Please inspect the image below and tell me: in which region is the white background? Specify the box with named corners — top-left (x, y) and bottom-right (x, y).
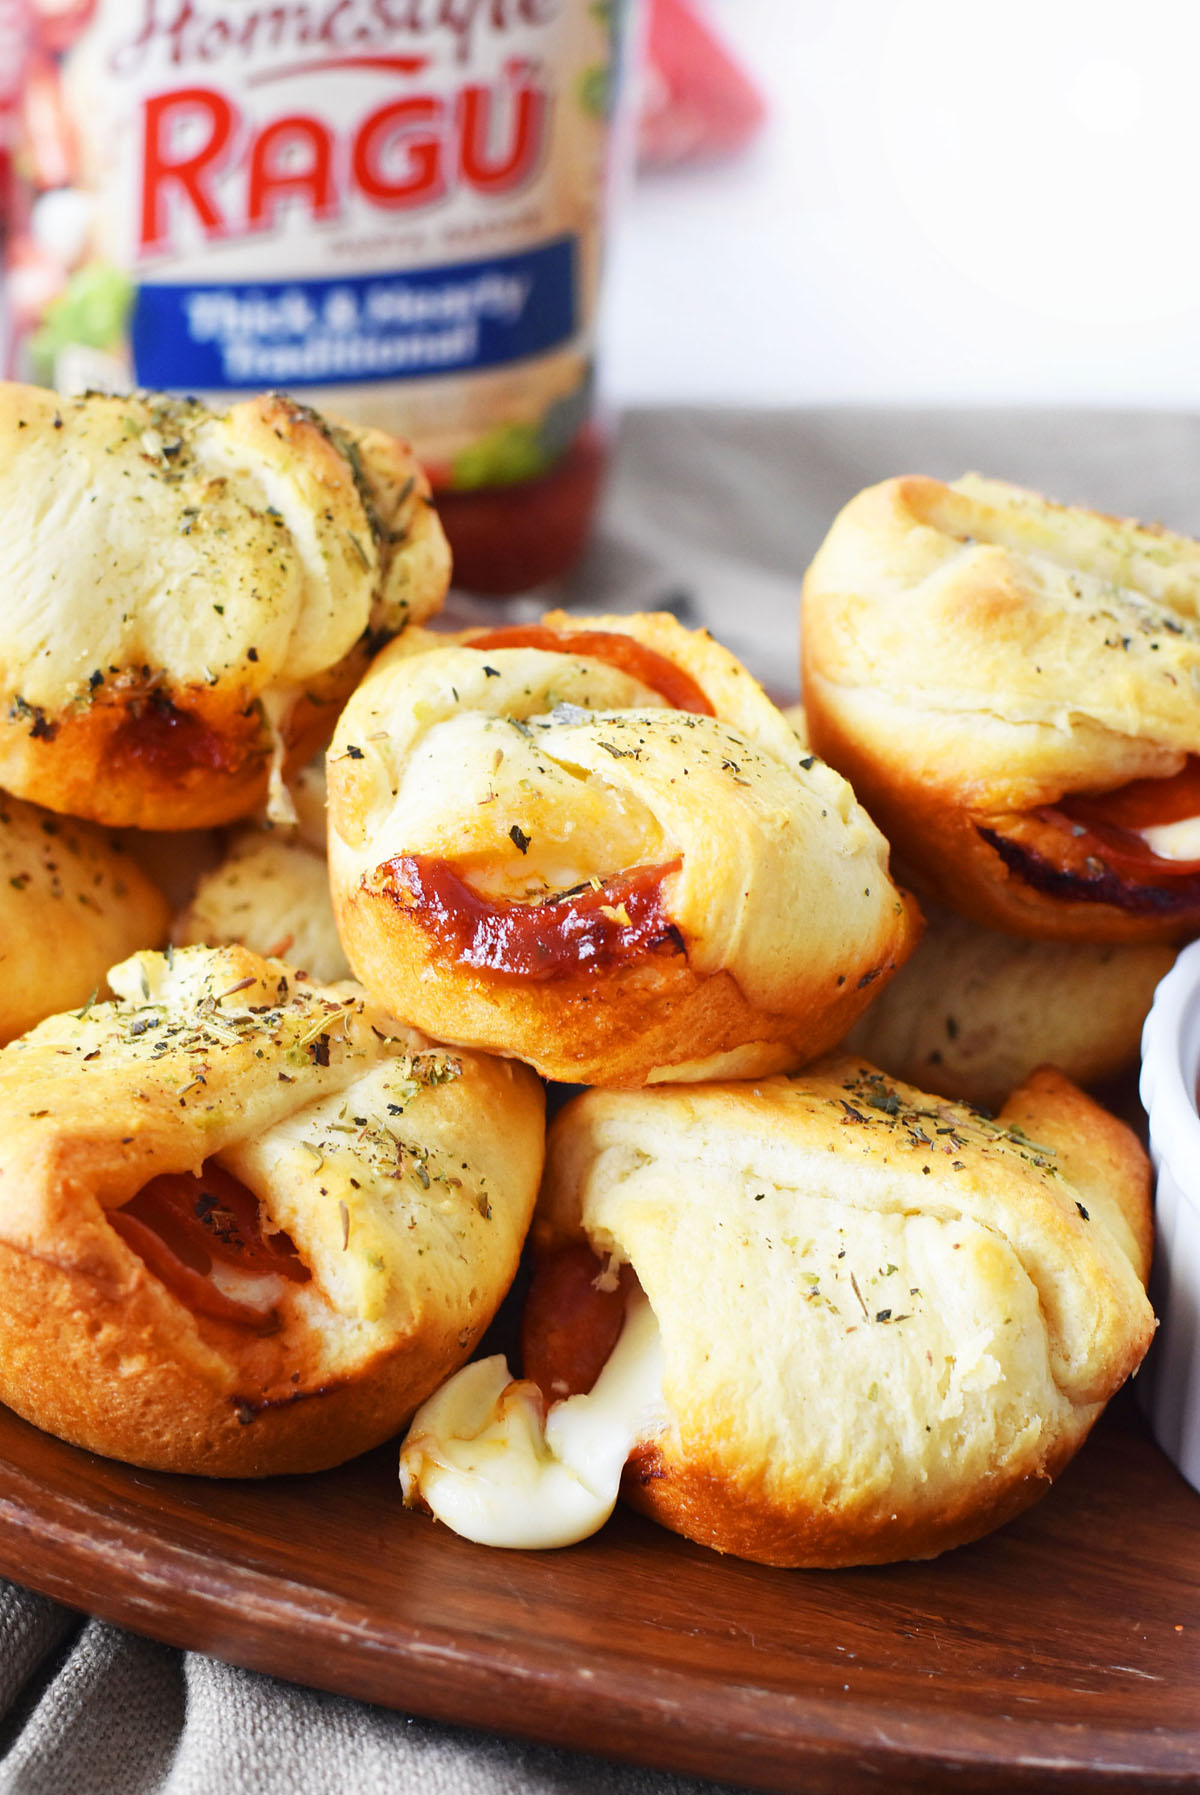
top-left (607, 0), bottom-right (1200, 407)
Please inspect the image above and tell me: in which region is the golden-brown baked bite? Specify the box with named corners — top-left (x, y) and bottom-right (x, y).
top-left (174, 762), bottom-right (348, 982)
top-left (0, 383), bottom-right (450, 830)
top-left (843, 899), bottom-right (1173, 1110)
top-left (326, 610), bottom-right (922, 1087)
top-left (0, 943), bottom-right (543, 1476)
top-left (802, 474), bottom-right (1200, 942)
top-left (0, 792), bottom-right (170, 1039)
top-left (522, 1060), bottom-right (1154, 1566)
top-left (175, 829), bottom-right (349, 984)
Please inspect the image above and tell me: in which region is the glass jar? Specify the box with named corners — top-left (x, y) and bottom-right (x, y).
top-left (4, 0), bottom-right (635, 593)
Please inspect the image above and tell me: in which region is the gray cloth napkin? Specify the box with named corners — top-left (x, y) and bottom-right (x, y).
top-left (2, 405), bottom-right (1195, 1793)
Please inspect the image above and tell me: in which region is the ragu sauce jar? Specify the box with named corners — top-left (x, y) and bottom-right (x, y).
top-left (4, 0), bottom-right (634, 593)
top-left (0, 2), bottom-right (28, 278)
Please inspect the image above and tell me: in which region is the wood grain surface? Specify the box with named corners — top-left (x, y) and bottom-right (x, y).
top-left (0, 1387), bottom-right (1196, 1794)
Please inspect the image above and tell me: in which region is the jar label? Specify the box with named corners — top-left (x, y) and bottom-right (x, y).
top-left (132, 236), bottom-right (579, 391)
top-left (7, 0), bottom-right (626, 489)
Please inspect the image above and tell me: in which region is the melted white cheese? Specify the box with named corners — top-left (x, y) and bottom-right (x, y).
top-left (207, 1261), bottom-right (287, 1311)
top-left (398, 1288), bottom-right (667, 1549)
top-left (1137, 814), bottom-right (1200, 862)
top-left (260, 686), bottom-right (301, 828)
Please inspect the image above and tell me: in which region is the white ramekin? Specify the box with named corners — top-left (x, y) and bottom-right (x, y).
top-left (1139, 937), bottom-right (1200, 1494)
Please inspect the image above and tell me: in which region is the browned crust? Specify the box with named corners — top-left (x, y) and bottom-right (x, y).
top-left (0, 680), bottom-right (268, 831)
top-left (0, 658), bottom-right (366, 832)
top-left (0, 385), bottom-right (447, 829)
top-left (619, 1425), bottom-right (1089, 1569)
top-left (532, 1064), bottom-right (1153, 1567)
top-left (0, 1228), bottom-right (503, 1478)
top-left (335, 870), bottom-right (917, 1087)
top-left (804, 696), bottom-right (1199, 945)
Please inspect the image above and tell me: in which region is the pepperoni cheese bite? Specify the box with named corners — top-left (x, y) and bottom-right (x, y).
top-left (802, 474), bottom-right (1200, 942)
top-left (0, 383), bottom-right (450, 830)
top-left (0, 944), bottom-right (543, 1476)
top-left (174, 826), bottom-right (350, 985)
top-left (0, 793), bottom-right (171, 1041)
top-left (327, 610), bottom-right (921, 1087)
top-left (175, 762), bottom-right (349, 984)
top-left (406, 1061), bottom-right (1153, 1566)
top-left (843, 899), bottom-right (1173, 1111)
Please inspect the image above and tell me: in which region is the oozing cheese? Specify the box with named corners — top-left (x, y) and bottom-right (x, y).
top-left (206, 1261), bottom-right (288, 1312)
top-left (260, 686), bottom-right (302, 828)
top-left (398, 1289), bottom-right (667, 1549)
top-left (1136, 815), bottom-right (1200, 862)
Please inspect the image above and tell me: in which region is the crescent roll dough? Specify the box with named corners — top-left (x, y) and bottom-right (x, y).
top-left (0, 794), bottom-right (171, 1040)
top-left (0, 383), bottom-right (449, 830)
top-left (326, 611), bottom-right (922, 1087)
top-left (802, 474), bottom-right (1200, 941)
top-left (531, 1060), bottom-right (1154, 1566)
top-left (175, 764), bottom-right (348, 983)
top-left (174, 830), bottom-right (349, 985)
top-left (0, 944), bottom-right (543, 1476)
top-left (843, 899), bottom-right (1172, 1110)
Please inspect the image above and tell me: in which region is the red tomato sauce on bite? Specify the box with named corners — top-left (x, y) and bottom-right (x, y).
top-left (1045, 755), bottom-right (1200, 880)
top-left (522, 1243), bottom-right (632, 1401)
top-left (111, 1161), bottom-right (309, 1328)
top-left (390, 855), bottom-right (685, 979)
top-left (109, 703), bottom-right (243, 782)
top-left (465, 626), bottom-right (716, 717)
top-left (390, 629), bottom-right (703, 978)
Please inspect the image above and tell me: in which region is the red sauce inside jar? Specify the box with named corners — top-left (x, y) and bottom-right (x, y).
top-left (390, 854), bottom-right (685, 980)
top-left (434, 430), bottom-right (608, 597)
top-left (111, 1160), bottom-right (309, 1327)
top-left (465, 624), bottom-right (715, 717)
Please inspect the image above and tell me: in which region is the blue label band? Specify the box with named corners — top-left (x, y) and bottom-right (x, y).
top-left (131, 236), bottom-right (578, 390)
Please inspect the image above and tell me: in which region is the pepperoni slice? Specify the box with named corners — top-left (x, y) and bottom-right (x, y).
top-left (1042, 812), bottom-right (1200, 880)
top-left (1061, 756), bottom-right (1200, 833)
top-left (522, 1244), bottom-right (633, 1401)
top-left (1044, 757), bottom-right (1200, 881)
top-left (980, 824), bottom-right (1200, 918)
top-left (1033, 750), bottom-right (1200, 883)
top-left (389, 854), bottom-right (685, 979)
top-left (465, 626), bottom-right (716, 717)
top-left (110, 1161), bottom-right (309, 1327)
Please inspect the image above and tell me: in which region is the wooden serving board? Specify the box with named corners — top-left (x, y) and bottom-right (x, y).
top-left (0, 1387), bottom-right (1196, 1794)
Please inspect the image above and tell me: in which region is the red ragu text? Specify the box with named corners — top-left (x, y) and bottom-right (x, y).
top-left (139, 60), bottom-right (551, 252)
